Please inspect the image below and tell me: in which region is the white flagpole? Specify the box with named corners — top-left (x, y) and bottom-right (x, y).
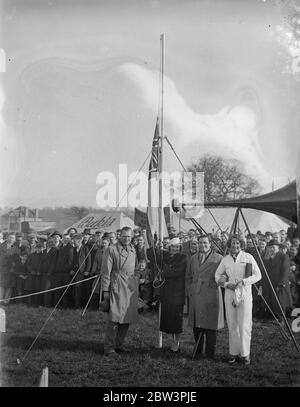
top-left (157, 34), bottom-right (165, 349)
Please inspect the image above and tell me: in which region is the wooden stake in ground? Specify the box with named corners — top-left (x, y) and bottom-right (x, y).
top-left (39, 367), bottom-right (49, 387)
top-left (0, 308), bottom-right (6, 333)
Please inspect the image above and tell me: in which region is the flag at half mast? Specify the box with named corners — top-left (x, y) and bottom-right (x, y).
top-left (147, 118), bottom-right (168, 243)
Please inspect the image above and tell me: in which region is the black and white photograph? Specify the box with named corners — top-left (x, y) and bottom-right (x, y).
top-left (0, 0), bottom-right (300, 390)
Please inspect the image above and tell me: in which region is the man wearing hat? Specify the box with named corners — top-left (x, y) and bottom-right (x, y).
top-left (70, 233), bottom-right (91, 308)
top-left (26, 242), bottom-right (45, 306)
top-left (52, 234), bottom-right (74, 308)
top-left (101, 227), bottom-right (139, 357)
top-left (51, 231), bottom-right (62, 248)
top-left (27, 234), bottom-right (38, 254)
top-left (263, 239), bottom-right (293, 322)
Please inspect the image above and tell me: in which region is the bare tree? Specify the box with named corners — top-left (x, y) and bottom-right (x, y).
top-left (187, 155), bottom-right (261, 202)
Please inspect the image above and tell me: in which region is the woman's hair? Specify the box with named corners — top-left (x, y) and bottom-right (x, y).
top-left (227, 234), bottom-right (245, 249)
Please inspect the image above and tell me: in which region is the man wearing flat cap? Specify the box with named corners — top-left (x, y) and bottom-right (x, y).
top-left (263, 239), bottom-right (293, 322)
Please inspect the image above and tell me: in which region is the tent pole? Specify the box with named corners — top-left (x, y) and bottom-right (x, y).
top-left (239, 208), bottom-right (300, 353)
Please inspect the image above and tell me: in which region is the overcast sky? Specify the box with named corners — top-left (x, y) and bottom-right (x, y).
top-left (0, 0), bottom-right (299, 208)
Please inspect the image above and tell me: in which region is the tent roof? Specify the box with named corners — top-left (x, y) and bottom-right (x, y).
top-left (205, 181), bottom-right (297, 223)
top-left (64, 211), bottom-right (135, 233)
top-left (176, 207), bottom-right (290, 234)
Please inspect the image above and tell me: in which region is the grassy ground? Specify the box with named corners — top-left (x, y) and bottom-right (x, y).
top-left (0, 304), bottom-right (300, 387)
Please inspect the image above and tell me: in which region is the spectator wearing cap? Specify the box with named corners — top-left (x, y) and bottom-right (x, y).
top-left (67, 227), bottom-right (77, 237)
top-left (51, 231), bottom-right (62, 249)
top-left (39, 238), bottom-right (59, 307)
top-left (26, 243), bottom-right (45, 306)
top-left (89, 237), bottom-right (110, 309)
top-left (14, 233), bottom-right (25, 255)
top-left (27, 234), bottom-right (38, 254)
top-left (0, 233), bottom-right (18, 304)
top-left (70, 234), bottom-right (91, 308)
top-left (108, 232), bottom-right (118, 246)
top-left (51, 234), bottom-right (74, 308)
top-left (12, 249), bottom-right (29, 303)
top-left (95, 230), bottom-right (103, 239)
top-left (263, 239), bottom-right (293, 322)
top-left (158, 237), bottom-right (187, 353)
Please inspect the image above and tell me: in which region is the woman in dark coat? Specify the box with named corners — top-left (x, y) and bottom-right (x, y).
top-left (159, 238), bottom-right (187, 352)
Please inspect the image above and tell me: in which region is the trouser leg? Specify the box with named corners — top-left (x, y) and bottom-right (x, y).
top-left (104, 321), bottom-right (118, 354)
top-left (237, 298), bottom-right (253, 358)
top-left (205, 329), bottom-right (217, 358)
top-left (0, 287), bottom-right (5, 301)
top-left (4, 288), bottom-right (12, 303)
top-left (225, 292), bottom-right (241, 356)
top-left (193, 327), bottom-right (205, 355)
top-left (116, 323), bottom-right (130, 349)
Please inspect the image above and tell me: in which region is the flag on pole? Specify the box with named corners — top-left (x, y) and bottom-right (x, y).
top-left (147, 118), bottom-right (168, 245)
top-left (39, 367), bottom-right (49, 387)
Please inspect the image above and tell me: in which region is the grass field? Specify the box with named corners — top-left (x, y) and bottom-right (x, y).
top-left (0, 304), bottom-right (300, 387)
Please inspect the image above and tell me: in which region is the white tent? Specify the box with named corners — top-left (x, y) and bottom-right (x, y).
top-left (64, 211), bottom-right (135, 234)
top-left (172, 207), bottom-right (290, 234)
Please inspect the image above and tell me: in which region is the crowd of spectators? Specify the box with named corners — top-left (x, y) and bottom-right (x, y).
top-left (0, 225), bottom-right (299, 317)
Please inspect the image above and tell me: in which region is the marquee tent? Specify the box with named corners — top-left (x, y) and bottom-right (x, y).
top-left (173, 207), bottom-right (290, 234)
top-left (64, 211), bottom-right (135, 234)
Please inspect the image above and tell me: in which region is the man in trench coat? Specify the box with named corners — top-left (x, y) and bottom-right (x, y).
top-left (101, 227), bottom-right (139, 357)
top-left (187, 235), bottom-right (224, 360)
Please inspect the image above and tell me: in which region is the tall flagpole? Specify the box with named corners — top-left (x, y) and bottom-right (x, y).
top-left (158, 33), bottom-right (165, 245)
top-left (157, 34), bottom-right (165, 349)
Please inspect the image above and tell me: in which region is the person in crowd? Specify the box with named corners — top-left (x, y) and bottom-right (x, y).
top-left (220, 232), bottom-right (228, 254)
top-left (138, 258), bottom-right (154, 311)
top-left (287, 224), bottom-right (300, 241)
top-left (88, 236), bottom-right (109, 309)
top-left (101, 227), bottom-right (139, 357)
top-left (264, 239), bottom-right (293, 321)
top-left (27, 234), bottom-right (38, 254)
top-left (272, 232), bottom-right (281, 244)
top-left (292, 236), bottom-right (300, 249)
top-left (39, 238), bottom-right (59, 307)
top-left (51, 233), bottom-right (74, 308)
top-left (0, 233), bottom-right (18, 304)
top-left (26, 243), bottom-right (44, 306)
top-left (51, 231), bottom-right (62, 248)
top-left (251, 236), bottom-right (270, 318)
top-left (279, 243), bottom-right (289, 255)
top-left (82, 228), bottom-right (91, 248)
top-left (13, 249), bottom-right (29, 302)
top-left (265, 232), bottom-right (273, 244)
top-left (135, 235), bottom-right (148, 262)
top-left (67, 227), bottom-right (77, 237)
top-left (116, 229), bottom-right (122, 240)
top-left (289, 261), bottom-right (300, 307)
top-left (108, 231), bottom-right (118, 246)
top-left (289, 245), bottom-right (300, 265)
top-left (215, 235), bottom-right (261, 365)
top-left (188, 235), bottom-right (224, 360)
top-left (14, 233), bottom-right (25, 255)
top-left (183, 239), bottom-right (199, 315)
top-left (279, 230), bottom-right (287, 243)
top-left (95, 230), bottom-right (103, 239)
top-left (38, 235), bottom-right (48, 251)
top-left (70, 233), bottom-right (91, 308)
top-left (159, 238), bottom-right (187, 353)
top-left (285, 239), bottom-right (292, 253)
top-left (162, 237), bottom-right (170, 250)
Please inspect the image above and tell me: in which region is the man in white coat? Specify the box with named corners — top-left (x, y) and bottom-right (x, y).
top-left (215, 234), bottom-right (261, 365)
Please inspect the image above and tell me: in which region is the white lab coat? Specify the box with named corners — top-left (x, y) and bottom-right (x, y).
top-left (215, 251), bottom-right (261, 357)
